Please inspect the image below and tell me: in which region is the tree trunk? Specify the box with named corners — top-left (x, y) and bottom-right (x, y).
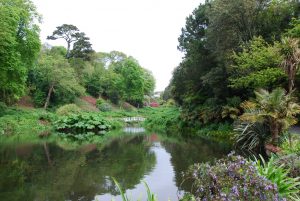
top-left (288, 132), bottom-right (293, 147)
top-left (287, 63), bottom-right (296, 93)
top-left (288, 69), bottom-right (294, 93)
top-left (66, 42), bottom-right (71, 59)
top-left (44, 84), bottom-right (54, 109)
top-left (271, 122), bottom-right (279, 146)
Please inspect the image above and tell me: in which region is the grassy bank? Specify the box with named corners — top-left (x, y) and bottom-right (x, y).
top-left (0, 105), bottom-right (234, 145)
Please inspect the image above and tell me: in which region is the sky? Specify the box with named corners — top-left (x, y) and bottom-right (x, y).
top-left (32, 0), bottom-right (203, 91)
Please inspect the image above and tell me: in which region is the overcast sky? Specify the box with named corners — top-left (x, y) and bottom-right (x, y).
top-left (32, 0), bottom-right (203, 91)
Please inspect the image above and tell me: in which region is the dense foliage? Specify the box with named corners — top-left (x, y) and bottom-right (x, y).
top-left (54, 113), bottom-right (112, 134)
top-left (56, 104), bottom-right (82, 116)
top-left (0, 108), bottom-right (52, 140)
top-left (1, 0), bottom-right (155, 109)
top-left (169, 0), bottom-right (300, 124)
top-left (0, 0), bottom-right (41, 104)
top-left (1, 0), bottom-right (300, 199)
top-left (84, 52), bottom-right (155, 106)
top-left (29, 49), bottom-right (85, 108)
top-left (254, 155), bottom-right (300, 200)
top-left (234, 88), bottom-right (300, 150)
top-left (181, 154), bottom-right (286, 201)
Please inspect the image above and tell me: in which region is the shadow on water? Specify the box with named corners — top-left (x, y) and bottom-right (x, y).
top-left (0, 130), bottom-right (230, 201)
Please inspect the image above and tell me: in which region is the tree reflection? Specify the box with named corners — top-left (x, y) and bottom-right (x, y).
top-left (0, 135), bottom-right (156, 201)
top-left (161, 137), bottom-right (230, 192)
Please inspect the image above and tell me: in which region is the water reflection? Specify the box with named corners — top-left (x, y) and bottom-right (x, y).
top-left (0, 134), bottom-right (230, 201)
top-left (123, 127), bottom-right (146, 134)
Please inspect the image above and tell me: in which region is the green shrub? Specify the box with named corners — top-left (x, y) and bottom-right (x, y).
top-left (96, 98), bottom-right (105, 108)
top-left (38, 111), bottom-right (58, 122)
top-left (196, 122), bottom-right (233, 140)
top-left (143, 107), bottom-right (181, 133)
top-left (0, 102), bottom-right (7, 116)
top-left (181, 154), bottom-right (282, 201)
top-left (281, 135), bottom-right (300, 154)
top-left (254, 155), bottom-right (300, 200)
top-left (56, 104), bottom-right (82, 116)
top-left (234, 122), bottom-right (270, 151)
top-left (54, 113), bottom-right (112, 135)
top-left (0, 109), bottom-right (51, 137)
top-left (165, 99), bottom-right (176, 106)
top-left (98, 103), bottom-right (112, 112)
top-left (33, 89), bottom-right (46, 107)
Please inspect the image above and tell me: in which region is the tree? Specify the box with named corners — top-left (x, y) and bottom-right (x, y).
top-left (141, 69), bottom-right (155, 96)
top-left (47, 24), bottom-right (93, 59)
top-left (69, 32), bottom-right (94, 60)
top-left (85, 51), bottom-right (155, 105)
top-left (170, 0), bottom-right (299, 124)
top-left (280, 37), bottom-right (300, 93)
top-left (34, 49), bottom-right (85, 109)
top-left (239, 88), bottom-right (300, 146)
top-left (0, 0), bottom-right (41, 104)
top-left (286, 18), bottom-right (300, 38)
top-left (47, 24), bottom-right (79, 58)
top-left (118, 58), bottom-right (145, 106)
top-left (228, 37), bottom-right (286, 92)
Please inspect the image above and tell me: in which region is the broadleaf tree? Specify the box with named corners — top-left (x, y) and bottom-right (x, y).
top-left (0, 0), bottom-right (41, 104)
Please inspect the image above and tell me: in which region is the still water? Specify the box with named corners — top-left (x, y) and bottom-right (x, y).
top-left (0, 133), bottom-right (230, 201)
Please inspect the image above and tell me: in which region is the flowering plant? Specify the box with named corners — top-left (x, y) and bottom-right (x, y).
top-left (181, 153), bottom-right (284, 201)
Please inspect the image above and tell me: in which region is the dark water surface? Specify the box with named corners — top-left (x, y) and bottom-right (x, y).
top-left (0, 133), bottom-right (230, 201)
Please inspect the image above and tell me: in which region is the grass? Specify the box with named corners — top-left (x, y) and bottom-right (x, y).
top-left (112, 178), bottom-right (157, 201)
top-left (281, 134), bottom-right (300, 154)
top-left (0, 107), bottom-right (53, 143)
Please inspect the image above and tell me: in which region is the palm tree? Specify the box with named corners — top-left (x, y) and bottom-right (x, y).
top-left (239, 88), bottom-right (300, 146)
top-left (280, 37), bottom-right (300, 93)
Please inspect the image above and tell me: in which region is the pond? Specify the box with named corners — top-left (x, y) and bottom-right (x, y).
top-left (0, 131), bottom-right (230, 201)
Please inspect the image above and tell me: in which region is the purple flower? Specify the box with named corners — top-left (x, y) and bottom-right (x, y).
top-left (231, 185), bottom-right (239, 196)
top-left (264, 185), bottom-right (273, 190)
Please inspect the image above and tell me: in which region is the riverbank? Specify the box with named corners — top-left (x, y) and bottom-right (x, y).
top-left (1, 105), bottom-right (299, 200)
top-left (0, 105), bottom-right (234, 145)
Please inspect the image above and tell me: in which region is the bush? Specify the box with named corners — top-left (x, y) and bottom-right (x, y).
top-left (54, 113), bottom-right (112, 135)
top-left (96, 98), bottom-right (105, 108)
top-left (181, 154), bottom-right (283, 201)
top-left (254, 155), bottom-right (300, 200)
top-left (165, 99), bottom-right (176, 106)
top-left (196, 122), bottom-right (233, 141)
top-left (234, 122), bottom-right (271, 151)
top-left (33, 89), bottom-right (46, 107)
top-left (143, 107), bottom-right (181, 133)
top-left (0, 109), bottom-right (51, 137)
top-left (281, 135), bottom-right (300, 154)
top-left (0, 102), bottom-right (7, 116)
top-left (56, 104), bottom-right (82, 116)
top-left (98, 103), bottom-right (112, 112)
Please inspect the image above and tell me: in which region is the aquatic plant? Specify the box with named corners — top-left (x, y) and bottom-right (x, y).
top-left (54, 113), bottom-right (112, 134)
top-left (112, 178), bottom-right (157, 201)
